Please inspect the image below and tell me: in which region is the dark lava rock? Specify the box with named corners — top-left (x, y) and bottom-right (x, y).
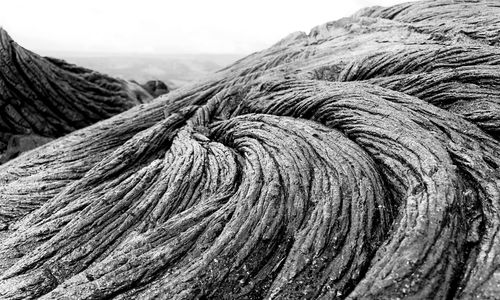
top-left (0, 28), bottom-right (154, 162)
top-left (141, 80), bottom-right (170, 97)
top-left (1, 1), bottom-right (500, 299)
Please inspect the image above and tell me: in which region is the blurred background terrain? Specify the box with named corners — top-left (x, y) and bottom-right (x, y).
top-left (1, 0), bottom-right (415, 88)
top-left (59, 53), bottom-right (244, 89)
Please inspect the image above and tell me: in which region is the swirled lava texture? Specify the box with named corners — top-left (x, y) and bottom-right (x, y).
top-left (1, 0), bottom-right (500, 299)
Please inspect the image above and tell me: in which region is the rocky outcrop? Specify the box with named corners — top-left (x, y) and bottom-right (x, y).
top-left (141, 80), bottom-right (170, 98)
top-left (0, 29), bottom-right (157, 161)
top-left (1, 1), bottom-right (500, 299)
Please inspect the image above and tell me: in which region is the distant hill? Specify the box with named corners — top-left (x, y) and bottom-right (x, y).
top-left (60, 53), bottom-right (245, 89)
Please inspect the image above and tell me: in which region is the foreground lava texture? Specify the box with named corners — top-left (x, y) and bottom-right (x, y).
top-left (1, 0), bottom-right (500, 299)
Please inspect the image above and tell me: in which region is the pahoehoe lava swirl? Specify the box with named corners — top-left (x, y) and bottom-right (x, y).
top-left (1, 0), bottom-right (500, 299)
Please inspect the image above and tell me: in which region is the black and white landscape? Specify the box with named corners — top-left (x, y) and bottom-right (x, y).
top-left (1, 0), bottom-right (500, 299)
top-left (62, 54), bottom-right (244, 89)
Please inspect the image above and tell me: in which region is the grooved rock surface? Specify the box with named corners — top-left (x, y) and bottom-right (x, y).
top-left (0, 28), bottom-right (162, 161)
top-left (1, 0), bottom-right (500, 299)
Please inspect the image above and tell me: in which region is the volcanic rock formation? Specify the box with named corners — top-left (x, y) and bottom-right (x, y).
top-left (1, 0), bottom-right (500, 299)
top-left (0, 28), bottom-right (165, 162)
top-left (141, 80), bottom-right (170, 98)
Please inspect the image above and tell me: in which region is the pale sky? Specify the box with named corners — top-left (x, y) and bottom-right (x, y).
top-left (0, 0), bottom-right (414, 56)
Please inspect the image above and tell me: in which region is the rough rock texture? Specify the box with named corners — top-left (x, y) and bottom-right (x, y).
top-left (141, 80), bottom-right (170, 98)
top-left (0, 134), bottom-right (53, 164)
top-left (0, 28), bottom-right (159, 161)
top-left (1, 0), bottom-right (500, 299)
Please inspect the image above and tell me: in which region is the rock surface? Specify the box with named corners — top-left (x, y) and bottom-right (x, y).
top-left (1, 0), bottom-right (500, 299)
top-left (141, 80), bottom-right (170, 98)
top-left (0, 29), bottom-right (160, 161)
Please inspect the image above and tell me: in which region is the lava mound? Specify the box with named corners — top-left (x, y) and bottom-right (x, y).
top-left (0, 29), bottom-right (160, 161)
top-left (1, 0), bottom-right (500, 299)
top-left (141, 80), bottom-right (170, 98)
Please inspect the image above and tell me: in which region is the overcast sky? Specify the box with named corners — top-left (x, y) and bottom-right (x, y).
top-left (1, 0), bottom-right (414, 56)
